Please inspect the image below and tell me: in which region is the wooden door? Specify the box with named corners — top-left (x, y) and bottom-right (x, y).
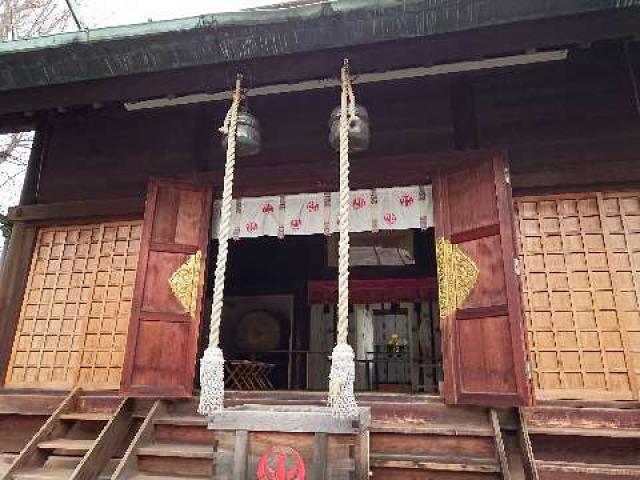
top-left (515, 191), bottom-right (640, 400)
top-left (5, 221), bottom-right (142, 390)
top-left (121, 179), bottom-right (212, 397)
top-left (434, 153), bottom-right (531, 406)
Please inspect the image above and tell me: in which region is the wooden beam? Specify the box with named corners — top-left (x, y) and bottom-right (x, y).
top-left (0, 393), bottom-right (65, 416)
top-left (0, 222), bottom-right (37, 383)
top-left (489, 409), bottom-right (512, 480)
top-left (7, 197), bottom-right (145, 223)
top-left (355, 430), bottom-right (370, 480)
top-left (313, 432), bottom-right (327, 480)
top-left (232, 430), bottom-right (248, 480)
top-left (517, 408), bottom-right (539, 480)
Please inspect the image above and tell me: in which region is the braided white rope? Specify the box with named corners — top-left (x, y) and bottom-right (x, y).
top-left (328, 61), bottom-right (358, 419)
top-left (198, 75), bottom-right (243, 416)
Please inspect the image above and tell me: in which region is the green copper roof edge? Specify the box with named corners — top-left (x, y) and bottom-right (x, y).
top-left (1, 0), bottom-right (638, 57)
top-left (0, 0), bottom-right (402, 56)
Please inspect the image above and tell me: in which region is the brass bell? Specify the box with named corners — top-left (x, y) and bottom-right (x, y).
top-left (221, 107), bottom-right (261, 157)
top-left (328, 104), bottom-right (370, 153)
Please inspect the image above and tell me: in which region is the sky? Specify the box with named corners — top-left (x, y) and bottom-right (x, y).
top-left (76, 0), bottom-right (299, 28)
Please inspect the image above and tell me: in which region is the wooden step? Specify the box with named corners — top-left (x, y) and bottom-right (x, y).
top-left (130, 475), bottom-right (210, 480)
top-left (13, 467), bottom-right (76, 479)
top-left (0, 453), bottom-right (18, 475)
top-left (370, 453), bottom-right (501, 473)
top-left (59, 412), bottom-right (113, 422)
top-left (537, 460), bottom-right (640, 477)
top-left (371, 424), bottom-right (494, 436)
top-left (37, 438), bottom-right (94, 454)
top-left (44, 455), bottom-right (120, 473)
top-left (137, 443), bottom-right (214, 459)
top-left (528, 425), bottom-right (640, 438)
top-left (523, 406), bottom-right (640, 432)
top-left (154, 415), bottom-right (207, 427)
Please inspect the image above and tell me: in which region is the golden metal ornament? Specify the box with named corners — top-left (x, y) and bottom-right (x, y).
top-left (169, 250), bottom-right (202, 318)
top-left (436, 238), bottom-right (479, 320)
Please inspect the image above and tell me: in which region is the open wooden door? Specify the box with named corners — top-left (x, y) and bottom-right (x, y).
top-left (121, 178), bottom-right (212, 397)
top-left (434, 153), bottom-right (532, 406)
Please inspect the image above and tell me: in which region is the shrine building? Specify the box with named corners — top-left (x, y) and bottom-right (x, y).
top-left (0, 1), bottom-right (639, 479)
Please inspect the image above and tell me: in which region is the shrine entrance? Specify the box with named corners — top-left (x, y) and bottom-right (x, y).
top-left (119, 154), bottom-right (532, 408)
top-left (202, 228), bottom-right (441, 394)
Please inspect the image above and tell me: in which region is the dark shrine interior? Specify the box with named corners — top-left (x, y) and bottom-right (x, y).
top-left (198, 228), bottom-right (441, 393)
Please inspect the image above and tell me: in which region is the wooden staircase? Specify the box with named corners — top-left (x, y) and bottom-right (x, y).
top-left (2, 389), bottom-right (134, 480)
top-left (520, 403), bottom-right (640, 479)
top-left (0, 392), bottom-right (64, 478)
top-left (112, 400), bottom-right (213, 479)
top-left (367, 400), bottom-right (508, 480)
top-left (2, 390), bottom-right (640, 480)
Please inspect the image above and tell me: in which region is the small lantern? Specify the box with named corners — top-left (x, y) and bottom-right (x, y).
top-left (328, 104), bottom-right (370, 153)
top-left (221, 107), bottom-right (262, 157)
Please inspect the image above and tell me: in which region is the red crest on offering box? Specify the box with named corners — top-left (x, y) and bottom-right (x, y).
top-left (246, 221), bottom-right (258, 233)
top-left (256, 446), bottom-right (306, 480)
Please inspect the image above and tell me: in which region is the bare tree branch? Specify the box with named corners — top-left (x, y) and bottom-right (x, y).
top-left (0, 0), bottom-right (69, 255)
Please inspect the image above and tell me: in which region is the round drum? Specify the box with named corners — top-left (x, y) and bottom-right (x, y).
top-left (234, 310), bottom-right (282, 352)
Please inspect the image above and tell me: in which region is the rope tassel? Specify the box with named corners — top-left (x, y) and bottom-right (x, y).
top-left (198, 74), bottom-right (243, 416)
top-left (328, 60), bottom-right (358, 419)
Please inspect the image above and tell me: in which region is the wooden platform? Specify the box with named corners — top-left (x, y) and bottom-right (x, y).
top-left (0, 390), bottom-right (637, 479)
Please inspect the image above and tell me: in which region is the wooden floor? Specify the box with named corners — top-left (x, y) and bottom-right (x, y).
top-left (0, 390), bottom-right (637, 479)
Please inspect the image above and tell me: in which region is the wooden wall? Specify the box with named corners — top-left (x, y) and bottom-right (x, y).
top-left (36, 74), bottom-right (455, 204)
top-left (32, 43), bottom-right (640, 208)
top-left (476, 44), bottom-right (640, 194)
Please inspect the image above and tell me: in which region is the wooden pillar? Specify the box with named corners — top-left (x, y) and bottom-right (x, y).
top-left (20, 124), bottom-right (49, 205)
top-left (0, 122), bottom-right (48, 381)
top-left (0, 222), bottom-right (38, 381)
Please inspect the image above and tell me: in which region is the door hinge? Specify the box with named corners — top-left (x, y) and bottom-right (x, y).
top-left (526, 362), bottom-right (533, 380)
top-left (504, 167), bottom-right (511, 185)
top-left (513, 257), bottom-right (521, 276)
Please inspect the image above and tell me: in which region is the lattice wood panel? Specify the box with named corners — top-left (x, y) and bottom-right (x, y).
top-left (5, 220), bottom-right (142, 390)
top-left (515, 192), bottom-right (640, 400)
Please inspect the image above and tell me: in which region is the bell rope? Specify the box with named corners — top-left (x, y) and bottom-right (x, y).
top-left (328, 60), bottom-right (359, 419)
top-left (198, 74), bottom-right (243, 416)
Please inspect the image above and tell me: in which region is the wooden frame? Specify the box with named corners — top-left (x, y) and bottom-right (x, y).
top-left (208, 405), bottom-right (371, 480)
